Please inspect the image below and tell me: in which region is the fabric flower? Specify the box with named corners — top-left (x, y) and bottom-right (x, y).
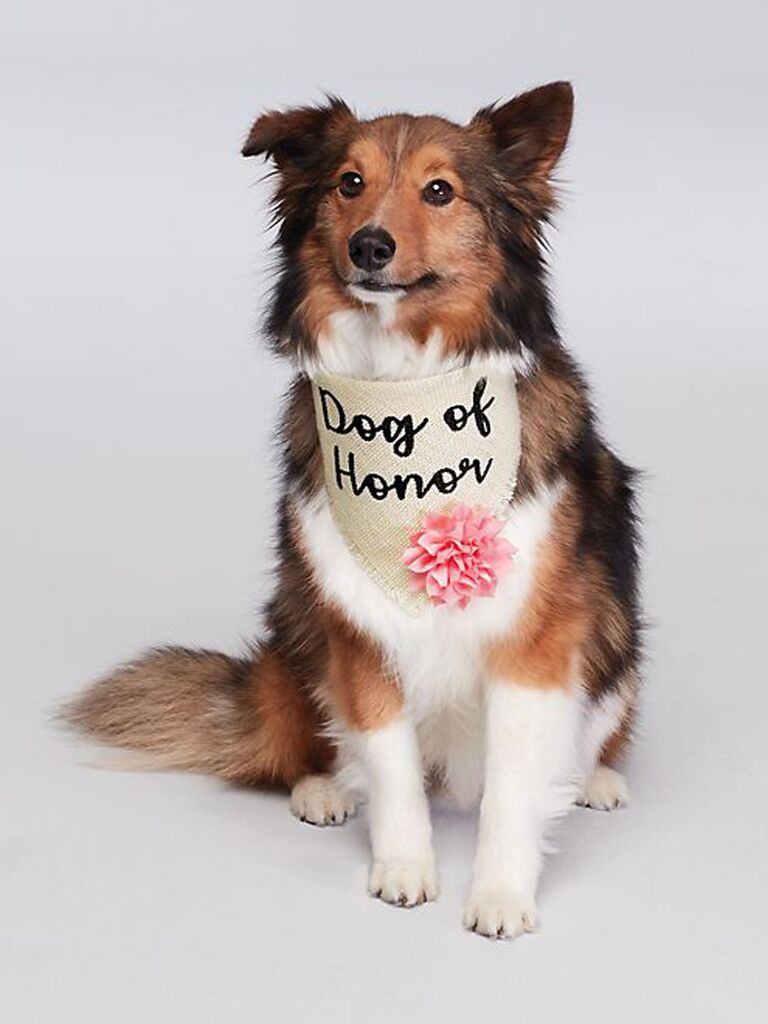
top-left (403, 505), bottom-right (516, 609)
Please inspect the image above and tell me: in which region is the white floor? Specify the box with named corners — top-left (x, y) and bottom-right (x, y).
top-left (4, 613), bottom-right (767, 1023)
top-left (3, 3), bottom-right (767, 1021)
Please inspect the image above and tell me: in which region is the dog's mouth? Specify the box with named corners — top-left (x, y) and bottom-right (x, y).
top-left (342, 272), bottom-right (441, 299)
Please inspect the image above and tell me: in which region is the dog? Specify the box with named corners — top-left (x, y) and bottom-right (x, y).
top-left (63, 81), bottom-right (641, 940)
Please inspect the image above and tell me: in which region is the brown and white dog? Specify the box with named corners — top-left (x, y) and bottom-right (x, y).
top-left (64, 82), bottom-right (641, 940)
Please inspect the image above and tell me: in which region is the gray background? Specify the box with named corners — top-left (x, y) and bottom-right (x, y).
top-left (2, 1), bottom-right (767, 1021)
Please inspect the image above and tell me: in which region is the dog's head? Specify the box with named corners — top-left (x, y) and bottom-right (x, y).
top-left (243, 83), bottom-right (572, 360)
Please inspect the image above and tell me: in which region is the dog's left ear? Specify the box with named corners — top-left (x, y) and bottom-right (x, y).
top-left (241, 96), bottom-right (354, 170)
top-left (470, 81), bottom-right (573, 182)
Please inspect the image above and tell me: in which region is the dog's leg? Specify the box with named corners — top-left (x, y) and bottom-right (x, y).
top-left (356, 717), bottom-right (438, 907)
top-left (463, 681), bottom-right (579, 939)
top-left (325, 615), bottom-right (437, 907)
top-left (577, 672), bottom-right (638, 810)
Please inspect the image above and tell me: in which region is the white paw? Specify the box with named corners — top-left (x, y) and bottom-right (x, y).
top-left (369, 856), bottom-right (439, 907)
top-left (463, 885), bottom-right (538, 940)
top-left (577, 766), bottom-right (629, 811)
top-left (290, 774), bottom-right (356, 826)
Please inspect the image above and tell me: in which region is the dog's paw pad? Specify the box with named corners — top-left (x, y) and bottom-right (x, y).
top-left (289, 775), bottom-right (356, 827)
top-left (462, 887), bottom-right (538, 940)
top-left (577, 766), bottom-right (629, 811)
top-left (369, 856), bottom-right (438, 907)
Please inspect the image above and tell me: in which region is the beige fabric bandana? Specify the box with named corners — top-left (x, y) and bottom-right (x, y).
top-left (310, 366), bottom-right (521, 615)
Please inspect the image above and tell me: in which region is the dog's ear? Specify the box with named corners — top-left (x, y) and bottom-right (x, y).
top-left (241, 96), bottom-right (354, 169)
top-left (470, 82), bottom-right (573, 183)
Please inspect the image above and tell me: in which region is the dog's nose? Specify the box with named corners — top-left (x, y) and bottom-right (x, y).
top-left (348, 227), bottom-right (396, 271)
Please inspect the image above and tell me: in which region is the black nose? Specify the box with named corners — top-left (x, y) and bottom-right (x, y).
top-left (348, 226), bottom-right (396, 271)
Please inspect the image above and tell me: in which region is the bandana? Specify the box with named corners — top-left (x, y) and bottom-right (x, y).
top-left (310, 366), bottom-right (521, 615)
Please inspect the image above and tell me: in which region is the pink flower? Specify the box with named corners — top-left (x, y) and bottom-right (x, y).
top-left (403, 505), bottom-right (516, 609)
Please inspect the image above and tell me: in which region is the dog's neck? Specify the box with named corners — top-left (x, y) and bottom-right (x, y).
top-left (298, 305), bottom-right (533, 383)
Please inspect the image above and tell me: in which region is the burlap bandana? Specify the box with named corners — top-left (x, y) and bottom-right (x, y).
top-left (310, 366), bottom-right (521, 615)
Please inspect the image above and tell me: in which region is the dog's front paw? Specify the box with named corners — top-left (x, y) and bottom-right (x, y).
top-left (369, 856), bottom-right (439, 907)
top-left (462, 885), bottom-right (538, 940)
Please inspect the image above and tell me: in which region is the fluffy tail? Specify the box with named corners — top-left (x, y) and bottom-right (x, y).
top-left (60, 645), bottom-right (329, 787)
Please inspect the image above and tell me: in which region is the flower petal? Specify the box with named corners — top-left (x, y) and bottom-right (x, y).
top-left (403, 504), bottom-right (516, 608)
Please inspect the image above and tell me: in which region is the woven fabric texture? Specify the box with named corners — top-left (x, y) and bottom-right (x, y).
top-left (311, 366), bottom-right (521, 615)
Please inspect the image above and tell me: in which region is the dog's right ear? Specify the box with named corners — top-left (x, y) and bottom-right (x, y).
top-left (241, 97), bottom-right (354, 169)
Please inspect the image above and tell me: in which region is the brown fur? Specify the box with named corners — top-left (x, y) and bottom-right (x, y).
top-left (61, 646), bottom-right (332, 786)
top-left (228, 651), bottom-right (333, 785)
top-left (322, 610), bottom-right (403, 731)
top-left (597, 692), bottom-right (637, 767)
top-left (515, 348), bottom-right (589, 494)
top-left (280, 374), bottom-right (324, 496)
top-left (61, 647), bottom-right (250, 775)
top-left (486, 485), bottom-right (587, 690)
top-left (487, 477), bottom-right (639, 726)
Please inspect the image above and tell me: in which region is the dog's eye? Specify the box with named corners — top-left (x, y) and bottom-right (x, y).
top-left (423, 179), bottom-right (454, 206)
top-left (339, 171), bottom-right (365, 198)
